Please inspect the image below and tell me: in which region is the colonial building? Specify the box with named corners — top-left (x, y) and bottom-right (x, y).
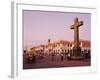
top-left (27, 39), bottom-right (91, 55)
top-left (80, 40), bottom-right (91, 53)
top-left (43, 40), bottom-right (70, 55)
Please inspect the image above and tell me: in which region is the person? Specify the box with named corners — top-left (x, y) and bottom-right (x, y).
top-left (51, 53), bottom-right (55, 61)
top-left (61, 53), bottom-right (64, 61)
top-left (32, 54), bottom-right (36, 63)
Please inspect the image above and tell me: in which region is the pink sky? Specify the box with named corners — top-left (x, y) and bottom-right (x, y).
top-left (23, 10), bottom-right (91, 49)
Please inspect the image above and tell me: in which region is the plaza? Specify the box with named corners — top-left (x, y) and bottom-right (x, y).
top-left (23, 54), bottom-right (90, 69)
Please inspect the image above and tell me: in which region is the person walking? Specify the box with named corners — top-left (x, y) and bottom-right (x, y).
top-left (61, 53), bottom-right (64, 61)
top-left (51, 53), bottom-right (55, 61)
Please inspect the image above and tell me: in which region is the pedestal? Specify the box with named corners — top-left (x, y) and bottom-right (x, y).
top-left (70, 46), bottom-right (84, 60)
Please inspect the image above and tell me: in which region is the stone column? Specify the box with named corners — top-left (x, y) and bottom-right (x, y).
top-left (70, 17), bottom-right (84, 59)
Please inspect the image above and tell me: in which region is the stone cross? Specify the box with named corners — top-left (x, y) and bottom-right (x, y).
top-left (70, 17), bottom-right (83, 48)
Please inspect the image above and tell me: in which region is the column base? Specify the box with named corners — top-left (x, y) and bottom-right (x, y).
top-left (68, 47), bottom-right (84, 60)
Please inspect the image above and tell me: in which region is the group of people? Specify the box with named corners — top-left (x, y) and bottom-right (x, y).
top-left (24, 51), bottom-right (68, 63)
top-left (51, 53), bottom-right (66, 62)
top-left (23, 49), bottom-right (91, 63)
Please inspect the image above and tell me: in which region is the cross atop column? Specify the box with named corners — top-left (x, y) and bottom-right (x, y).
top-left (70, 17), bottom-right (83, 47)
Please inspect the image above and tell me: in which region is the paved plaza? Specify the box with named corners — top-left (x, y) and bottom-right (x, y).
top-left (23, 55), bottom-right (90, 69)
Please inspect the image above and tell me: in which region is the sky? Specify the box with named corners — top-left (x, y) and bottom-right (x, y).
top-left (23, 10), bottom-right (91, 49)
